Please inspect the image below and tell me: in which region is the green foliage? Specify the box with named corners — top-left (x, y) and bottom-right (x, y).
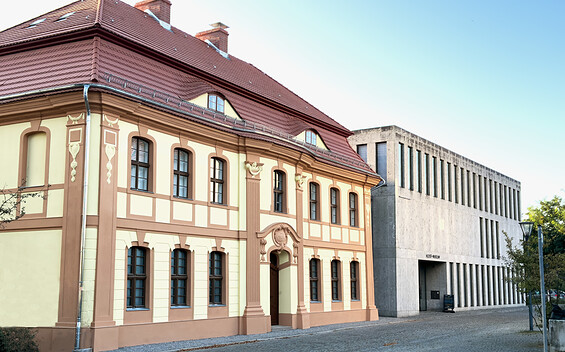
top-left (505, 196), bottom-right (565, 329)
top-left (0, 184), bottom-right (45, 228)
top-left (0, 327), bottom-right (39, 352)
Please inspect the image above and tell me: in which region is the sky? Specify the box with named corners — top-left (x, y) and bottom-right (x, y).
top-left (1, 0), bottom-right (563, 215)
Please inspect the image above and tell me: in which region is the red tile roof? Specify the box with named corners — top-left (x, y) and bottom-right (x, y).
top-left (0, 0), bottom-right (378, 177)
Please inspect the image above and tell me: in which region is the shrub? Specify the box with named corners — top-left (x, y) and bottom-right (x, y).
top-left (0, 327), bottom-right (39, 352)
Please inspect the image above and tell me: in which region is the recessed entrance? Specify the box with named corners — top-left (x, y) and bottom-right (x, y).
top-left (270, 252), bottom-right (279, 325)
top-left (418, 260), bottom-right (447, 312)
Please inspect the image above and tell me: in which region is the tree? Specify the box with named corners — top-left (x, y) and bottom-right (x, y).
top-left (0, 184), bottom-right (45, 228)
top-left (505, 196), bottom-right (565, 328)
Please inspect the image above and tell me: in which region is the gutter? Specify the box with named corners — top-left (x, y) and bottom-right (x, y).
top-left (1, 84), bottom-right (377, 178)
top-left (74, 84), bottom-right (92, 352)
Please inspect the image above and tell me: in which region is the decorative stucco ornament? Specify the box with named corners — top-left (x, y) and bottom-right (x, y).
top-left (260, 238), bottom-right (267, 262)
top-left (69, 142), bottom-right (80, 182)
top-left (104, 114), bottom-right (119, 127)
top-left (67, 113), bottom-right (84, 124)
top-left (295, 174), bottom-right (306, 189)
top-left (293, 243), bottom-right (299, 263)
top-left (272, 225), bottom-right (289, 251)
top-left (245, 161), bottom-right (263, 177)
top-left (105, 144), bottom-right (116, 184)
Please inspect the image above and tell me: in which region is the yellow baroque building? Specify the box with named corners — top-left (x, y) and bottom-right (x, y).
top-left (0, 1), bottom-right (382, 351)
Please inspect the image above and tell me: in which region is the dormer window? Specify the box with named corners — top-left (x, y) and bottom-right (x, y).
top-left (55, 12), bottom-right (75, 22)
top-left (208, 94), bottom-right (225, 114)
top-left (305, 130), bottom-right (317, 146)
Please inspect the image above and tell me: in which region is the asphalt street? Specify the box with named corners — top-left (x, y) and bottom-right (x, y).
top-left (112, 306), bottom-right (543, 352)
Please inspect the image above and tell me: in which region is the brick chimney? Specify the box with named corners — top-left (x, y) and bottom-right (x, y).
top-left (196, 22), bottom-right (229, 53)
top-left (135, 0), bottom-right (172, 23)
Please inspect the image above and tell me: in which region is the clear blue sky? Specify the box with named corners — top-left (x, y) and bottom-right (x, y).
top-left (2, 0), bottom-right (563, 214)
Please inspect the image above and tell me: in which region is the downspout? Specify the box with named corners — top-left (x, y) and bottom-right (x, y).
top-left (74, 84), bottom-right (92, 352)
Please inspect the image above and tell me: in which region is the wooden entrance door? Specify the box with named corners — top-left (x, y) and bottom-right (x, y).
top-left (270, 252), bottom-right (279, 325)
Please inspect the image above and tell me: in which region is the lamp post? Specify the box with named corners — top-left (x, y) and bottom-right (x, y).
top-left (519, 221), bottom-right (548, 352)
top-left (519, 221), bottom-right (534, 331)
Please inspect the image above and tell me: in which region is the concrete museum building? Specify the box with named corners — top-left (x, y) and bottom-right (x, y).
top-left (0, 1), bottom-right (382, 350)
top-left (349, 126), bottom-right (524, 317)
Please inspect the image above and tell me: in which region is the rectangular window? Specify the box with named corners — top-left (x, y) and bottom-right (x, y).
top-left (485, 218), bottom-right (490, 258)
top-left (504, 185), bottom-right (508, 217)
top-left (484, 177), bottom-right (489, 213)
top-left (376, 142), bottom-right (387, 181)
top-left (517, 190), bottom-right (521, 221)
top-left (131, 137), bottom-right (150, 191)
top-left (210, 158), bottom-right (225, 204)
top-left (350, 261), bottom-right (359, 301)
top-left (467, 170), bottom-right (471, 208)
top-left (454, 164), bottom-right (458, 203)
top-left (356, 144), bottom-right (367, 162)
top-left (331, 260), bottom-right (341, 301)
top-left (478, 175), bottom-right (483, 211)
top-left (416, 150), bottom-right (422, 193)
top-left (490, 220), bottom-right (496, 260)
top-left (432, 156), bottom-right (437, 197)
top-left (508, 188), bottom-right (513, 219)
top-left (494, 181), bottom-right (499, 215)
top-left (479, 217), bottom-right (484, 258)
top-left (309, 183), bottom-right (319, 221)
top-left (489, 180), bottom-right (493, 214)
top-left (127, 247), bottom-right (147, 308)
top-left (408, 146), bottom-right (414, 190)
top-left (349, 193), bottom-right (358, 227)
top-left (472, 173), bottom-right (477, 209)
top-left (424, 153), bottom-right (430, 195)
top-left (398, 143), bottom-right (405, 188)
top-left (171, 249), bottom-right (189, 306)
top-left (447, 162), bottom-right (452, 201)
top-left (512, 189), bottom-right (518, 220)
top-left (273, 170), bottom-right (285, 213)
top-left (209, 251), bottom-right (223, 305)
top-left (309, 259), bottom-right (320, 302)
top-left (460, 168), bottom-right (465, 206)
top-left (440, 160), bottom-right (445, 199)
top-left (330, 188), bottom-right (340, 224)
top-left (173, 148), bottom-right (190, 198)
top-left (496, 221), bottom-right (500, 259)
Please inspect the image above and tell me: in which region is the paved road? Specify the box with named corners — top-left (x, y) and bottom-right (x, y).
top-left (113, 306), bottom-right (543, 352)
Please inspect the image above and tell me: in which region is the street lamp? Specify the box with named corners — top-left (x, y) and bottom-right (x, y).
top-left (519, 221), bottom-right (534, 331)
top-left (519, 221), bottom-right (548, 352)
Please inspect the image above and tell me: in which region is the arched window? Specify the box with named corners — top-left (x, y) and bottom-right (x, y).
top-left (305, 130), bottom-right (317, 146)
top-left (349, 192), bottom-right (358, 227)
top-left (173, 148), bottom-right (191, 198)
top-left (331, 259), bottom-right (341, 301)
top-left (171, 249), bottom-right (189, 306)
top-left (273, 170), bottom-right (285, 213)
top-left (127, 246), bottom-right (147, 308)
top-left (209, 251), bottom-right (224, 305)
top-left (131, 137), bottom-right (151, 191)
top-left (350, 261), bottom-right (359, 301)
top-left (330, 187), bottom-right (340, 224)
top-left (208, 94), bottom-right (225, 113)
top-left (309, 258), bottom-right (320, 302)
top-left (25, 132), bottom-right (47, 187)
top-left (210, 157), bottom-right (225, 204)
top-left (309, 182), bottom-right (319, 220)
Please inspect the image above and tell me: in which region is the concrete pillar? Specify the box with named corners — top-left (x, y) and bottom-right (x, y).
top-left (476, 264), bottom-right (483, 306)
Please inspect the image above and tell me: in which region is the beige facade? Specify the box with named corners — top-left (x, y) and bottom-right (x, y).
top-left (348, 126), bottom-right (524, 317)
top-left (0, 92), bottom-right (379, 351)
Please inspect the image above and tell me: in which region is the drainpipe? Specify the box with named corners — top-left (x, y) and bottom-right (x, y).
top-left (74, 84), bottom-right (92, 352)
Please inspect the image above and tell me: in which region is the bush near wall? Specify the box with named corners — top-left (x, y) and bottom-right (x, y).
top-left (0, 327), bottom-right (39, 352)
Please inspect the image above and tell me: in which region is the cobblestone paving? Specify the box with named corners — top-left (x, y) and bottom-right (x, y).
top-left (111, 306), bottom-right (543, 352)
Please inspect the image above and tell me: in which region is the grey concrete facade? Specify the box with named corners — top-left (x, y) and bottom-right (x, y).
top-left (348, 126), bottom-right (524, 317)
